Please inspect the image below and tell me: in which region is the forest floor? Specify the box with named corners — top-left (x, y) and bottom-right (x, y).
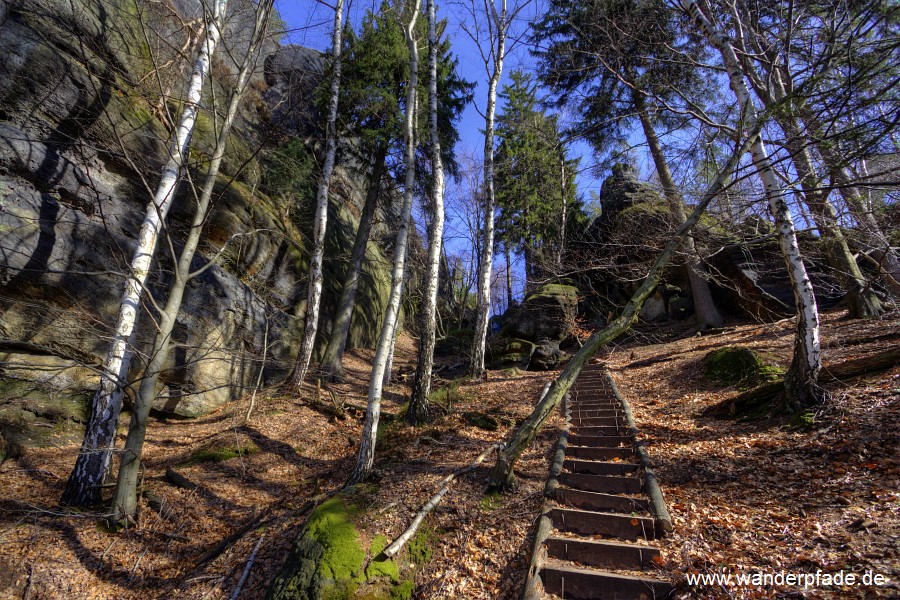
top-left (0, 308), bottom-right (898, 599)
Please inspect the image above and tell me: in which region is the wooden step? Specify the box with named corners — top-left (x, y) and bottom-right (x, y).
top-left (572, 425), bottom-right (630, 437)
top-left (545, 537), bottom-right (661, 569)
top-left (555, 488), bottom-right (650, 514)
top-left (563, 459), bottom-right (639, 476)
top-left (559, 472), bottom-right (642, 495)
top-left (567, 434), bottom-right (633, 448)
top-left (541, 564), bottom-right (673, 599)
top-left (570, 416), bottom-right (626, 427)
top-left (549, 508), bottom-right (656, 540)
top-left (566, 446), bottom-right (635, 462)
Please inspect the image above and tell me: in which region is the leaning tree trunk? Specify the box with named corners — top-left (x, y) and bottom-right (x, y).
top-left (319, 145), bottom-right (388, 382)
top-left (108, 1), bottom-right (272, 525)
top-left (470, 2), bottom-right (506, 380)
top-left (288, 0), bottom-right (346, 388)
top-left (488, 125), bottom-right (761, 490)
top-left (681, 0), bottom-right (822, 409)
top-left (635, 95), bottom-right (724, 330)
top-left (779, 116), bottom-right (882, 318)
top-left (407, 0), bottom-right (447, 424)
top-left (62, 0), bottom-right (227, 507)
top-left (347, 0), bottom-right (421, 486)
top-left (804, 111), bottom-right (900, 295)
top-left (739, 58), bottom-right (884, 318)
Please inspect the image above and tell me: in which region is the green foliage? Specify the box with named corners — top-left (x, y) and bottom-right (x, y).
top-left (495, 71), bottom-right (579, 278)
top-left (336, 2), bottom-right (473, 184)
top-left (480, 492), bottom-right (502, 510)
top-left (390, 581), bottom-right (415, 600)
top-left (532, 0), bottom-right (709, 163)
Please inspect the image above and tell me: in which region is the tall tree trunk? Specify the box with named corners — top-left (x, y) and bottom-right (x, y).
top-left (803, 112), bottom-right (900, 295)
top-left (320, 145), bottom-right (388, 382)
top-left (635, 96), bottom-right (724, 329)
top-left (347, 0), bottom-right (421, 486)
top-left (470, 26), bottom-right (503, 378)
top-left (288, 0), bottom-right (346, 388)
top-left (505, 245), bottom-right (513, 307)
top-left (680, 0), bottom-right (822, 408)
top-left (62, 0), bottom-right (227, 507)
top-left (779, 117), bottom-right (882, 317)
top-left (407, 0), bottom-right (446, 424)
top-left (108, 1), bottom-right (272, 524)
top-left (489, 124), bottom-right (760, 489)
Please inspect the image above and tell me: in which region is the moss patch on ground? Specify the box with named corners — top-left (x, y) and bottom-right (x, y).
top-left (188, 443), bottom-right (259, 464)
top-left (704, 346), bottom-right (782, 387)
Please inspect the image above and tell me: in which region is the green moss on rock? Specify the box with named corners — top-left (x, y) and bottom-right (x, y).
top-left (366, 534), bottom-right (400, 583)
top-left (267, 496), bottom-right (366, 600)
top-left (704, 346), bottom-right (778, 386)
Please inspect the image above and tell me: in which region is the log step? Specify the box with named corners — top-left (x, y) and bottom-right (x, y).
top-left (563, 459), bottom-right (639, 476)
top-left (566, 446), bottom-right (635, 461)
top-left (555, 488), bottom-right (651, 514)
top-left (545, 537), bottom-right (661, 569)
top-left (567, 434), bottom-right (633, 448)
top-left (559, 472), bottom-right (642, 495)
top-left (541, 564), bottom-right (673, 599)
top-left (572, 425), bottom-right (630, 437)
top-left (549, 508), bottom-right (657, 540)
top-left (570, 416), bottom-right (626, 427)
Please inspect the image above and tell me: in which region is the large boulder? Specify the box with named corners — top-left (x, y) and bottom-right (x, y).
top-left (503, 284), bottom-right (579, 344)
top-left (0, 1), bottom-right (399, 436)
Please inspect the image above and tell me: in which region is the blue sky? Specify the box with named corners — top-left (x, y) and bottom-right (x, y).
top-left (272, 0), bottom-right (608, 200)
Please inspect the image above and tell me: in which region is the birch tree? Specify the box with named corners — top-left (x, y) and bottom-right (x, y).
top-left (461, 0), bottom-right (521, 380)
top-left (62, 0), bottom-right (228, 507)
top-left (680, 0), bottom-right (822, 408)
top-left (347, 0), bottom-right (422, 485)
top-left (406, 0), bottom-right (446, 424)
top-left (287, 0), bottom-right (346, 388)
top-left (108, 0), bottom-right (274, 524)
top-left (726, 0), bottom-right (884, 317)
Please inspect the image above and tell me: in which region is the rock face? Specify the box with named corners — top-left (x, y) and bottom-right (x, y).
top-left (0, 0), bottom-right (398, 442)
top-left (570, 163), bottom-right (848, 324)
top-left (492, 284), bottom-right (578, 370)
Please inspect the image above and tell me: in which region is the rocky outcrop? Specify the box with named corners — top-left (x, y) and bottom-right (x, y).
top-left (0, 0), bottom-right (399, 443)
top-left (492, 283), bottom-right (578, 371)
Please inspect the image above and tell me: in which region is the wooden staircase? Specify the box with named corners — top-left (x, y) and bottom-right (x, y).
top-left (524, 364), bottom-right (674, 599)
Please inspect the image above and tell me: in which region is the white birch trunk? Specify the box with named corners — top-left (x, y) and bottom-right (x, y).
top-left (289, 0), bottom-right (346, 387)
top-left (348, 0), bottom-right (421, 485)
top-left (62, 0), bottom-right (227, 506)
top-left (680, 0), bottom-right (821, 406)
top-left (109, 1), bottom-right (271, 523)
top-left (471, 0), bottom-right (507, 380)
top-left (407, 0), bottom-right (446, 423)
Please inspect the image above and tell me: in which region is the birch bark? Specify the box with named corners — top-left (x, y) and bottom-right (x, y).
top-left (289, 0), bottom-right (346, 387)
top-left (62, 0), bottom-right (228, 506)
top-left (471, 0), bottom-right (508, 380)
top-left (347, 0), bottom-right (421, 485)
top-left (108, 0), bottom-right (272, 524)
top-left (680, 0), bottom-right (822, 408)
top-left (407, 0), bottom-right (446, 424)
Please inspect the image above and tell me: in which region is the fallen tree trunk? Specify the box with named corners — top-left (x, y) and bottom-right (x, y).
top-left (382, 442), bottom-right (501, 558)
top-left (708, 346), bottom-right (900, 417)
top-left (487, 126), bottom-right (761, 491)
